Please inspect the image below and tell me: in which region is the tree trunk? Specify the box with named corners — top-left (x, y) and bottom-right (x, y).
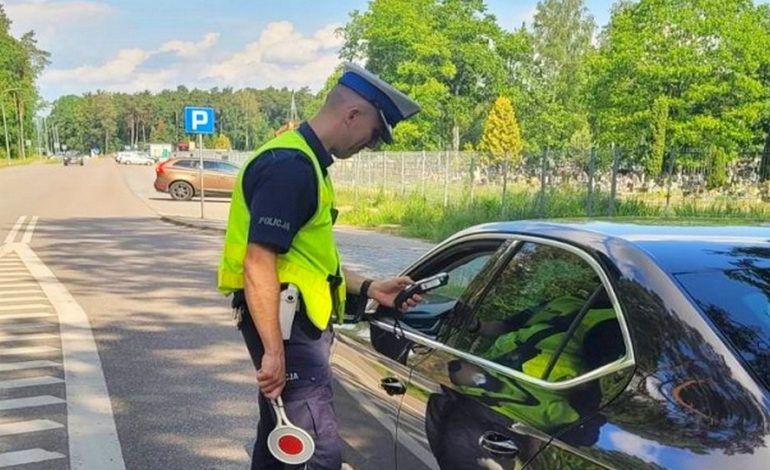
top-left (452, 122), bottom-right (460, 152)
top-left (130, 116), bottom-right (135, 147)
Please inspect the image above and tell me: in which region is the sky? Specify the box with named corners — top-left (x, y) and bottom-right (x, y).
top-left (2, 0), bottom-right (768, 102)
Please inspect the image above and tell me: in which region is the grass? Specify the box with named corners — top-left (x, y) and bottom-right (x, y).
top-left (0, 156), bottom-right (51, 168)
top-left (336, 186), bottom-right (770, 242)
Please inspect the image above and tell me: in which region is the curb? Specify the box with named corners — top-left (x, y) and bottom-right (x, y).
top-left (160, 215), bottom-right (226, 233)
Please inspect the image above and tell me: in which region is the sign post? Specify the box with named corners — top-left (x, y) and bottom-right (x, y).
top-left (184, 106), bottom-right (215, 219)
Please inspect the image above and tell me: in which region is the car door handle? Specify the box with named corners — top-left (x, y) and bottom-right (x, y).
top-left (380, 377), bottom-right (406, 396)
top-left (479, 431), bottom-right (519, 456)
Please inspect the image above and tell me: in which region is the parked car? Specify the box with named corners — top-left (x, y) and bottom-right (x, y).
top-left (334, 221), bottom-right (770, 470)
top-left (63, 153), bottom-right (85, 166)
top-left (153, 158), bottom-right (239, 200)
top-left (120, 152), bottom-right (154, 165)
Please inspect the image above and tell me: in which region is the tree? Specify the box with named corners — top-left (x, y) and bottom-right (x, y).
top-left (479, 96), bottom-right (523, 166)
top-left (648, 95), bottom-right (669, 177)
top-left (592, 0), bottom-right (770, 168)
top-left (0, 5), bottom-right (48, 159)
top-left (524, 0), bottom-right (596, 153)
top-left (707, 146), bottom-right (728, 189)
top-left (214, 134), bottom-right (231, 150)
top-left (341, 0), bottom-right (509, 150)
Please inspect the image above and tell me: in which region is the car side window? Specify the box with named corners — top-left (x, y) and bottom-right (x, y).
top-left (422, 253), bottom-right (493, 304)
top-left (173, 160), bottom-right (197, 169)
top-left (451, 242), bottom-right (626, 383)
top-left (220, 162), bottom-right (240, 174)
top-left (202, 161), bottom-right (239, 174)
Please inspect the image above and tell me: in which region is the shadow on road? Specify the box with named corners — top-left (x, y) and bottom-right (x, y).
top-left (33, 216), bottom-right (254, 469)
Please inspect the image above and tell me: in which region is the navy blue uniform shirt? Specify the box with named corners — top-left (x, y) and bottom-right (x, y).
top-left (233, 122), bottom-right (333, 307)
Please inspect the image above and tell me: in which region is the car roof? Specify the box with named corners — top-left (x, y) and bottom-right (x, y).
top-left (454, 220), bottom-right (770, 274)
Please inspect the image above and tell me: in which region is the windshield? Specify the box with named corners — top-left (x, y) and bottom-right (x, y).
top-left (676, 269), bottom-right (770, 391)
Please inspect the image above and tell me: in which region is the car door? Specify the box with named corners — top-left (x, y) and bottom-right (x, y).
top-left (364, 236), bottom-right (510, 469)
top-left (215, 161), bottom-right (239, 194)
top-left (377, 237), bottom-right (634, 470)
top-left (201, 161), bottom-right (224, 194)
top-left (331, 312), bottom-right (414, 469)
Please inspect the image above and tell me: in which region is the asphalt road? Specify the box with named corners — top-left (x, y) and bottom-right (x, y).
top-left (0, 158), bottom-right (434, 470)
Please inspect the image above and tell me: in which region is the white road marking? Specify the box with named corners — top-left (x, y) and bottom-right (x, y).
top-left (0, 322), bottom-right (54, 332)
top-left (0, 345), bottom-right (59, 356)
top-left (0, 449), bottom-right (65, 468)
top-left (0, 419), bottom-right (64, 437)
top-left (0, 312), bottom-right (54, 321)
top-left (22, 216), bottom-right (39, 244)
top-left (0, 296), bottom-right (47, 303)
top-left (0, 376), bottom-right (63, 390)
top-left (0, 333), bottom-right (58, 343)
top-left (0, 396), bottom-right (65, 411)
top-left (3, 216), bottom-right (26, 244)
top-left (15, 244), bottom-right (126, 470)
top-left (0, 283), bottom-right (39, 289)
top-left (0, 303), bottom-right (51, 311)
top-left (0, 360), bottom-right (60, 372)
top-left (0, 272), bottom-right (31, 278)
top-left (0, 289), bottom-right (42, 294)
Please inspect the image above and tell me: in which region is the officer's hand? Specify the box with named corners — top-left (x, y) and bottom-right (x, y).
top-left (371, 276), bottom-right (423, 311)
top-left (257, 351), bottom-right (286, 400)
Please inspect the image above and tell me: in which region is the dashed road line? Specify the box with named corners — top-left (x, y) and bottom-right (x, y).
top-left (22, 216), bottom-right (39, 244)
top-left (15, 243), bottom-right (126, 469)
top-left (3, 216), bottom-right (27, 244)
top-left (0, 303), bottom-right (51, 311)
top-left (0, 283), bottom-right (40, 289)
top-left (0, 360), bottom-right (61, 372)
top-left (0, 312), bottom-right (55, 321)
top-left (0, 333), bottom-right (58, 343)
top-left (0, 419), bottom-right (64, 438)
top-left (0, 296), bottom-right (47, 304)
top-left (0, 376), bottom-right (64, 390)
top-left (0, 396), bottom-right (66, 411)
top-left (0, 345), bottom-right (59, 356)
top-left (0, 448), bottom-right (65, 468)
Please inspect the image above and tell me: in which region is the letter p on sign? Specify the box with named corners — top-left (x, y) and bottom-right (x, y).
top-left (184, 106), bottom-right (215, 134)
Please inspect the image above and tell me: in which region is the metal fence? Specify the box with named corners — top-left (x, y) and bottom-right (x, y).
top-left (211, 146), bottom-right (770, 216)
top-left (327, 148), bottom-right (770, 217)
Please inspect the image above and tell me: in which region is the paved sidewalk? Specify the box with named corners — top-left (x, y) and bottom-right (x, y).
top-left (160, 215), bottom-right (435, 278)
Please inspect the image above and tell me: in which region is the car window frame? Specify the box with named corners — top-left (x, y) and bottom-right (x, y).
top-left (370, 233), bottom-right (636, 391)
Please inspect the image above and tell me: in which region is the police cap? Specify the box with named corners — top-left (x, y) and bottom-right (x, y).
top-left (337, 62), bottom-right (420, 144)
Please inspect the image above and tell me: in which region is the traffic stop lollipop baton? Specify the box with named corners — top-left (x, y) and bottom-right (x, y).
top-left (267, 396), bottom-right (316, 465)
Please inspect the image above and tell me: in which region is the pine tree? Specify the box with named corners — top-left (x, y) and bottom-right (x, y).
top-left (648, 95), bottom-right (668, 178)
top-left (214, 134), bottom-right (232, 150)
top-left (479, 96), bottom-right (523, 166)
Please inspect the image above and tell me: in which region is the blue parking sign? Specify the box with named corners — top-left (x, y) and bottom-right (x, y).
top-left (184, 106), bottom-right (215, 134)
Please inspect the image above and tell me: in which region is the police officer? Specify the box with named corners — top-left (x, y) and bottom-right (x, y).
top-left (218, 63), bottom-right (422, 469)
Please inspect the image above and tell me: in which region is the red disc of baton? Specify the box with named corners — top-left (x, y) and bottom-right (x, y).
top-left (268, 397), bottom-right (315, 465)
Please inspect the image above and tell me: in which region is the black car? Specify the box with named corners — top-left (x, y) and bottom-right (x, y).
top-left (63, 154), bottom-right (85, 166)
top-left (333, 221), bottom-right (770, 470)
